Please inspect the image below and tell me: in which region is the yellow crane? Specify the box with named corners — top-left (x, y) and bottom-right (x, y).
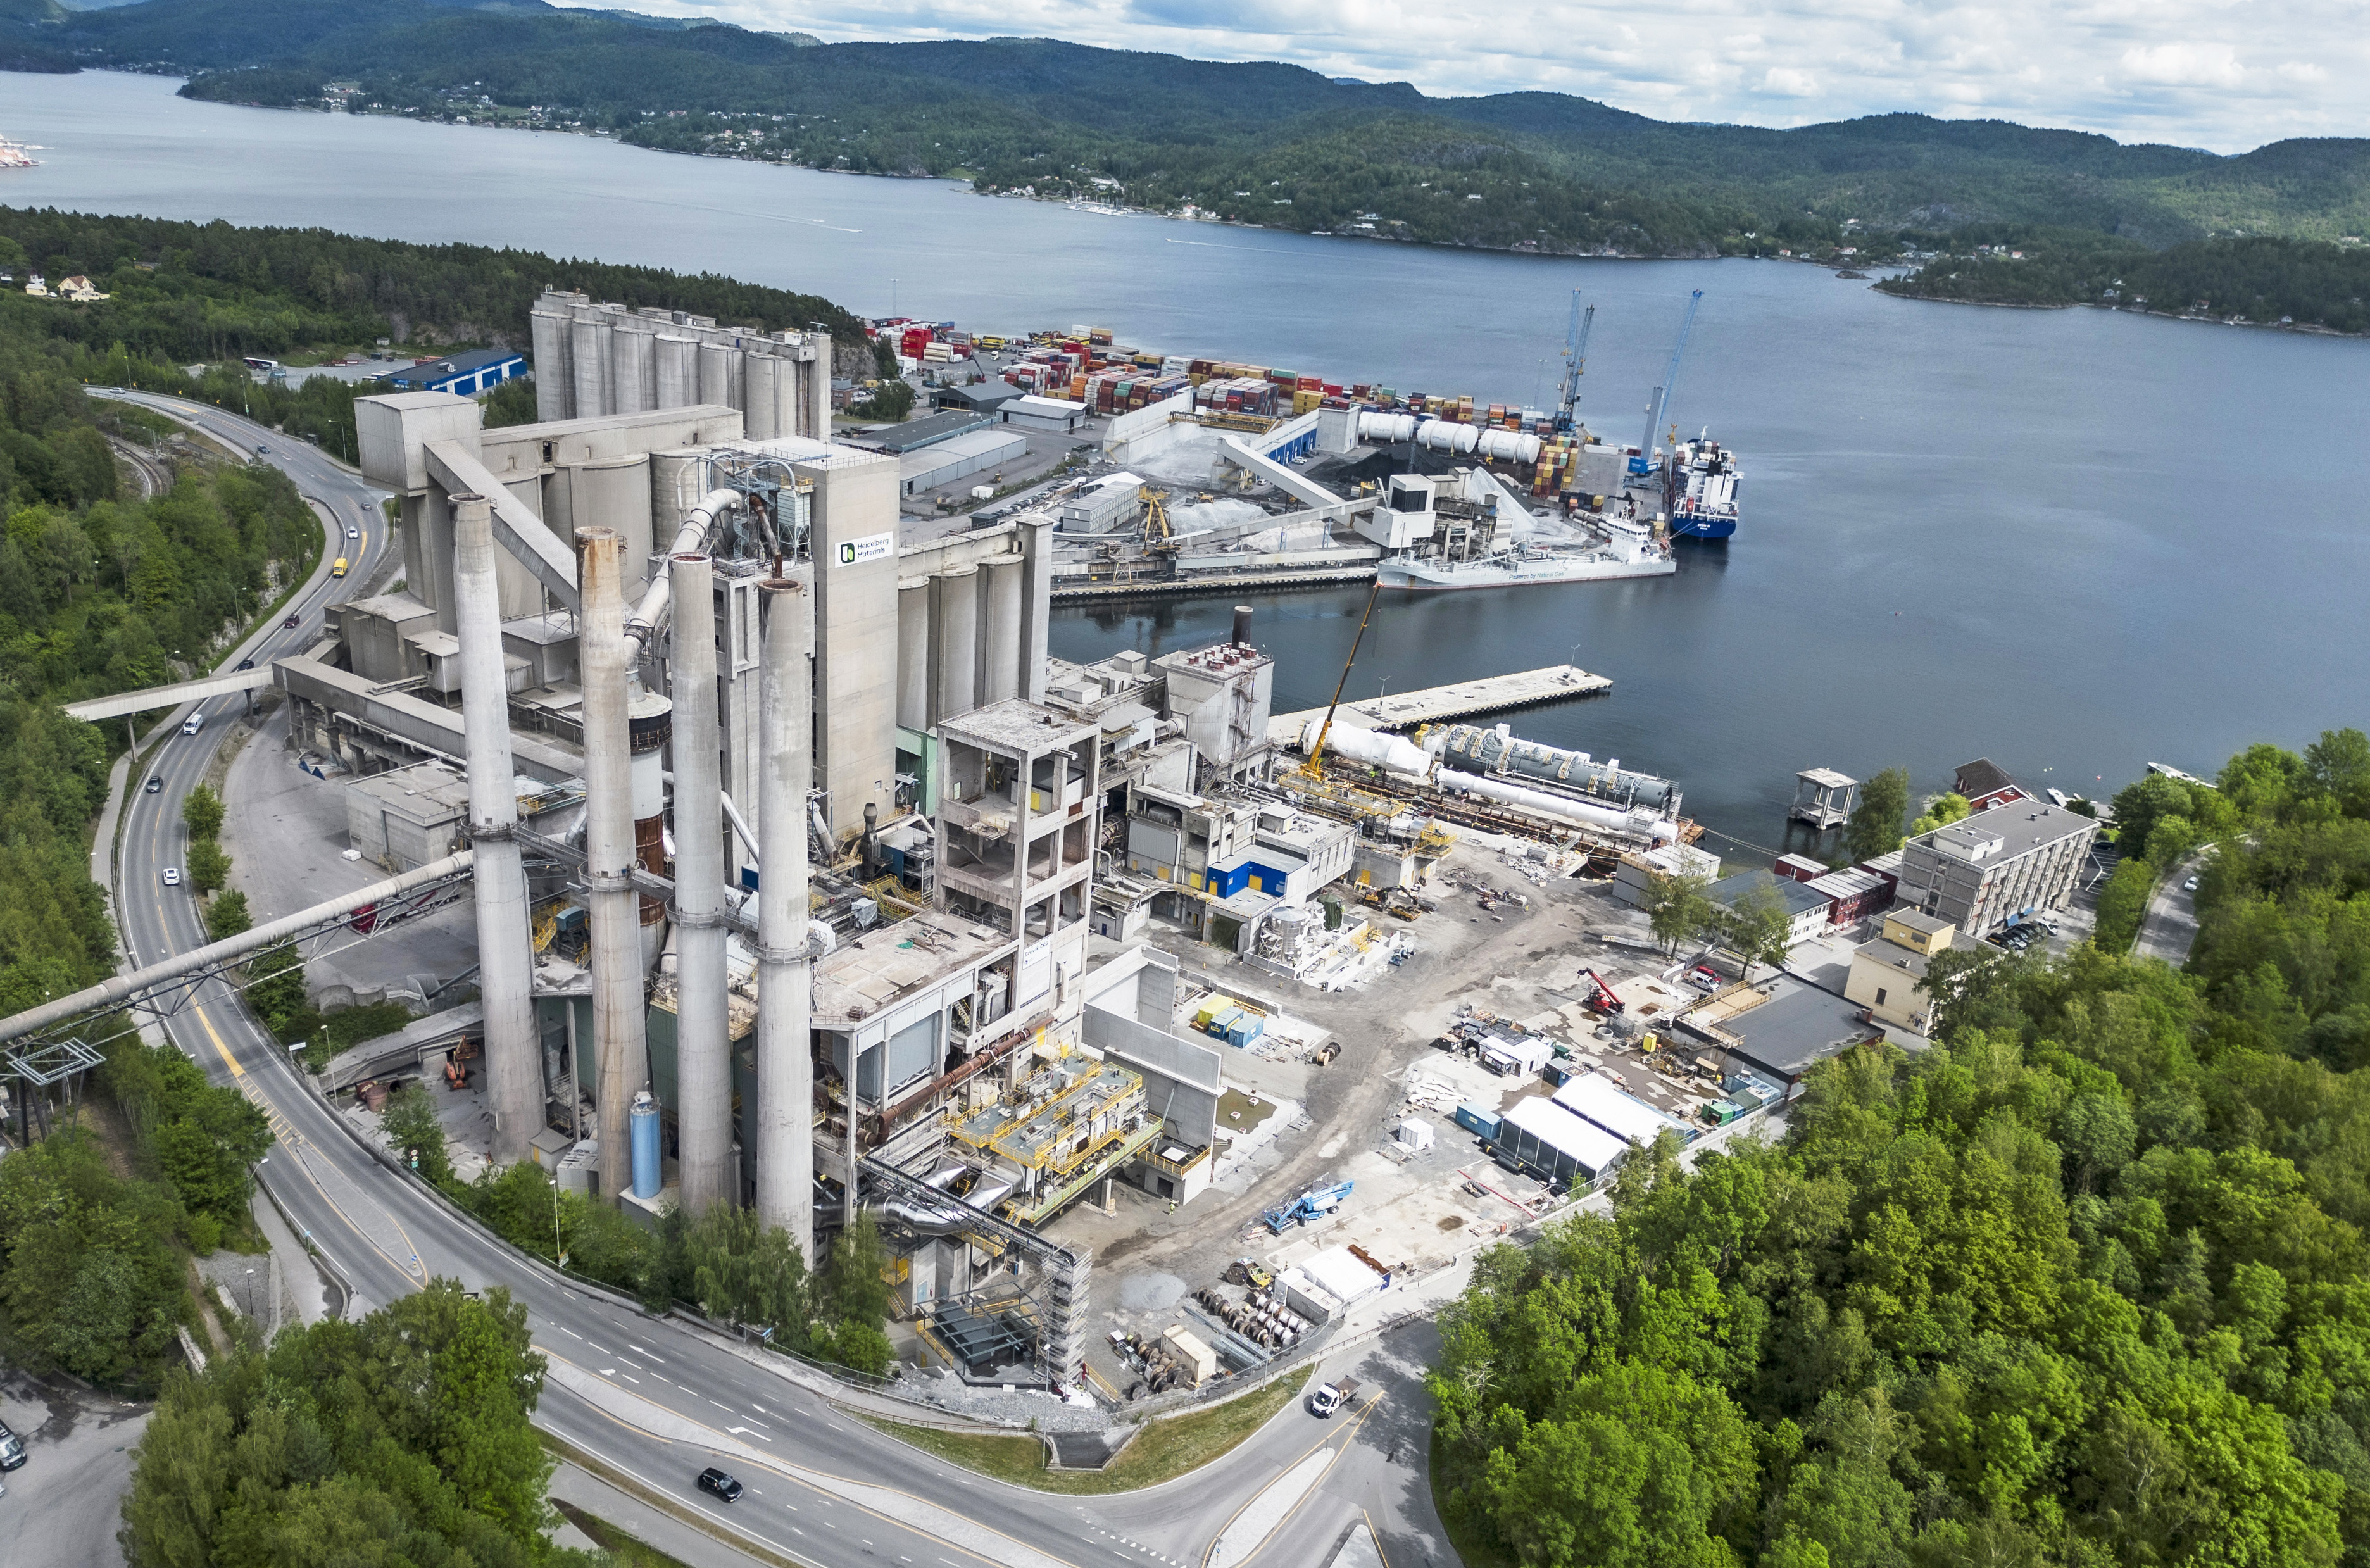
top-left (1298, 573), bottom-right (1385, 781)
top-left (1138, 484), bottom-right (1175, 551)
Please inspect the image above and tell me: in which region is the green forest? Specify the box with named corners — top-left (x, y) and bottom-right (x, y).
top-left (120, 1281), bottom-right (594, 1568)
top-left (13, 0), bottom-right (2370, 263)
top-left (1433, 729), bottom-right (2370, 1567)
top-left (1882, 234), bottom-right (2370, 333)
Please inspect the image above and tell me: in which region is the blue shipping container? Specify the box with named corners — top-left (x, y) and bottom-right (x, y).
top-left (1454, 1102), bottom-right (1501, 1140)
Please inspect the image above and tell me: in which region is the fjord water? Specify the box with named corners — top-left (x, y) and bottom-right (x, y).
top-left (11, 72), bottom-right (2367, 844)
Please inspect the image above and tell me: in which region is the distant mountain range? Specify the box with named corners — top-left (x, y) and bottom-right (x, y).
top-left (6, 0), bottom-right (2369, 264)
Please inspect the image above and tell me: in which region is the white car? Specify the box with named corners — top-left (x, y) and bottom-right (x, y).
top-left (161, 867), bottom-right (182, 887)
top-left (347, 525), bottom-right (359, 538)
top-left (2183, 876), bottom-right (2200, 893)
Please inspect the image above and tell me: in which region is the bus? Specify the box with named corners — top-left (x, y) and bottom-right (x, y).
top-left (242, 356), bottom-right (279, 373)
top-left (332, 556), bottom-right (349, 579)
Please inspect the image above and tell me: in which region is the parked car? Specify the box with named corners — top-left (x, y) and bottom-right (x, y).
top-left (0, 1417), bottom-right (25, 1469)
top-left (696, 1467), bottom-right (743, 1502)
top-left (161, 867), bottom-right (181, 887)
top-left (1686, 965), bottom-right (1722, 993)
top-left (2183, 876), bottom-right (2200, 893)
top-left (144, 775), bottom-right (163, 794)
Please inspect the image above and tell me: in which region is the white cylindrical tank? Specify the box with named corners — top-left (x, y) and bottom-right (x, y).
top-left (982, 558), bottom-right (1024, 705)
top-left (1436, 770), bottom-right (1677, 843)
top-left (1357, 411), bottom-right (1416, 444)
top-left (570, 317), bottom-right (607, 420)
top-left (572, 456), bottom-right (655, 595)
top-left (699, 342), bottom-right (742, 411)
top-left (743, 353), bottom-right (779, 442)
top-left (655, 334), bottom-right (697, 408)
top-left (896, 582), bottom-right (930, 731)
top-left (932, 566), bottom-right (979, 725)
top-left (531, 307), bottom-right (570, 421)
top-left (1476, 429), bottom-right (1543, 464)
top-left (1300, 720), bottom-right (1429, 779)
top-left (649, 450), bottom-right (701, 524)
top-left (1418, 419), bottom-right (1479, 455)
top-left (610, 322), bottom-right (653, 415)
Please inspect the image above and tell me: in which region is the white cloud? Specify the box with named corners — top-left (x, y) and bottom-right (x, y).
top-left (553, 0), bottom-right (2370, 152)
top-left (2119, 42), bottom-right (2244, 87)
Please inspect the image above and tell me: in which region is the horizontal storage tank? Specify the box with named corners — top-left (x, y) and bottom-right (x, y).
top-left (1424, 723), bottom-right (1679, 812)
top-left (1357, 410), bottom-right (1417, 444)
top-left (1476, 429), bottom-right (1543, 464)
top-left (1417, 419), bottom-right (1479, 455)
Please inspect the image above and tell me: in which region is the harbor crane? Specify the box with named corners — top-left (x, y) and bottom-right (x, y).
top-left (1631, 288), bottom-right (1704, 476)
top-left (1555, 294), bottom-right (1595, 434)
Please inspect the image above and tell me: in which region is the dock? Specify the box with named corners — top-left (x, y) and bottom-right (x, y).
top-left (1051, 563), bottom-right (1376, 603)
top-left (1269, 663), bottom-right (1612, 744)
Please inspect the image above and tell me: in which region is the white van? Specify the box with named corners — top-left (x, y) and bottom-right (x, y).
top-left (181, 714), bottom-right (204, 736)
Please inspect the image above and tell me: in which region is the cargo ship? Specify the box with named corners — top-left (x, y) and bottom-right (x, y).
top-left (1660, 433), bottom-right (1738, 541)
top-left (0, 139), bottom-right (40, 171)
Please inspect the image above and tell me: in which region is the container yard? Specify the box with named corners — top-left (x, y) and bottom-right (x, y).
top-left (867, 293), bottom-right (1735, 599)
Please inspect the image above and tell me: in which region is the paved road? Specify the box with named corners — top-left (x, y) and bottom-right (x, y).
top-left (76, 392), bottom-right (1460, 1568)
top-left (2133, 846), bottom-right (2212, 966)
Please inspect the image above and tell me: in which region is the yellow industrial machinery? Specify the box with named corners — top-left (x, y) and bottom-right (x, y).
top-left (1139, 485), bottom-right (1175, 552)
top-left (1298, 572), bottom-right (1385, 782)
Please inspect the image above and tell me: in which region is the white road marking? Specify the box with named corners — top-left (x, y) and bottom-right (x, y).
top-left (632, 1343), bottom-right (666, 1362)
top-left (709, 1399), bottom-right (733, 1412)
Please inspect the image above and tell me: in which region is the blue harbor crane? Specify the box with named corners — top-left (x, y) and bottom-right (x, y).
top-left (1555, 292), bottom-right (1595, 434)
top-left (1631, 288), bottom-right (1704, 476)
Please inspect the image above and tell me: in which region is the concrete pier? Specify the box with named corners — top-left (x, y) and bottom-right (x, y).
top-left (1270, 662), bottom-right (1614, 743)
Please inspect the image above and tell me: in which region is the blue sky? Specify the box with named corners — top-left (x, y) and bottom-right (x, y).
top-left (565, 0), bottom-right (2360, 154)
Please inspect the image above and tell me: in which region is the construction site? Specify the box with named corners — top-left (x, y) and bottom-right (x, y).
top-left (11, 285), bottom-right (1865, 1419)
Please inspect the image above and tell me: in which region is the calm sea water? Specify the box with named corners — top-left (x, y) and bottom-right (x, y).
top-left (9, 72), bottom-right (2367, 849)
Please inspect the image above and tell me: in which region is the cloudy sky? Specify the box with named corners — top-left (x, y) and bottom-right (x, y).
top-left (565, 0), bottom-right (2362, 153)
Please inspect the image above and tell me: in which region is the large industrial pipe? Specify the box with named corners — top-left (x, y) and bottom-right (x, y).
top-left (1437, 770), bottom-right (1679, 843)
top-left (982, 559), bottom-right (1024, 705)
top-left (669, 553), bottom-right (732, 1214)
top-left (756, 575), bottom-right (814, 1258)
top-left (1232, 604), bottom-right (1253, 648)
top-left (453, 494), bottom-right (541, 1163)
top-left (578, 526), bottom-right (650, 1203)
top-left (0, 853), bottom-right (475, 1046)
top-left (626, 489), bottom-right (743, 645)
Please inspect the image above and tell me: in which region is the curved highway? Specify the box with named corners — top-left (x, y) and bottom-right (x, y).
top-left (83, 391), bottom-right (1452, 1568)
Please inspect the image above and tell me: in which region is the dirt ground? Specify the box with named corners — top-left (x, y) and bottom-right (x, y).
top-left (1050, 831), bottom-right (1686, 1374)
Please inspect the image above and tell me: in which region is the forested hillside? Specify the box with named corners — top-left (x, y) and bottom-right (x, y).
top-left (13, 0), bottom-right (2370, 263)
top-left (1433, 730), bottom-right (2370, 1567)
top-left (1882, 234), bottom-right (2370, 333)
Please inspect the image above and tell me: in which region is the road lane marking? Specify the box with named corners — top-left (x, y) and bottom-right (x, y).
top-left (631, 1343), bottom-right (666, 1362)
top-left (561, 1326), bottom-right (582, 1339)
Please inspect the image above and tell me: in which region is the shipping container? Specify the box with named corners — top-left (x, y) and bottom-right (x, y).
top-left (1453, 1102), bottom-right (1502, 1140)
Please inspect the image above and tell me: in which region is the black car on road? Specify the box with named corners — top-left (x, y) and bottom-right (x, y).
top-left (696, 1467), bottom-right (742, 1502)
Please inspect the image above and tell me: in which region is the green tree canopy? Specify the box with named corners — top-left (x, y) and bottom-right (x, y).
top-left (1846, 767), bottom-right (1910, 862)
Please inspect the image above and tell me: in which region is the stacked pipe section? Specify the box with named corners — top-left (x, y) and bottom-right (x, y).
top-left (577, 526), bottom-right (653, 1203)
top-left (756, 574), bottom-right (815, 1262)
top-left (669, 552), bottom-right (733, 1215)
top-left (452, 492), bottom-right (541, 1162)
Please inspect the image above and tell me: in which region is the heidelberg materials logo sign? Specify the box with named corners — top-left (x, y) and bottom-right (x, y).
top-left (835, 531), bottom-right (894, 568)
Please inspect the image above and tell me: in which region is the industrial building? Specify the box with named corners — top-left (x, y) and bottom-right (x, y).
top-left (381, 348), bottom-right (527, 396)
top-left (1895, 800), bottom-right (2097, 936)
top-left (1846, 910), bottom-right (1960, 1034)
top-left (529, 288), bottom-right (834, 442)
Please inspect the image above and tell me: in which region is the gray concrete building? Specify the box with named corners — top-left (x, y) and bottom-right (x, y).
top-left (1895, 800), bottom-right (2098, 936)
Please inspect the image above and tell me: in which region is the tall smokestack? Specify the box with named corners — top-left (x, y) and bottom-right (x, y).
top-left (1231, 604), bottom-right (1253, 648)
top-left (670, 553), bottom-right (732, 1215)
top-left (755, 575), bottom-right (813, 1260)
top-left (453, 494), bottom-right (539, 1163)
top-left (577, 526), bottom-right (649, 1204)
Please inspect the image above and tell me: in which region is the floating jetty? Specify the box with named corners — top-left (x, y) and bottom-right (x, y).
top-left (1051, 561), bottom-right (1376, 603)
top-left (1269, 663), bottom-right (1612, 744)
